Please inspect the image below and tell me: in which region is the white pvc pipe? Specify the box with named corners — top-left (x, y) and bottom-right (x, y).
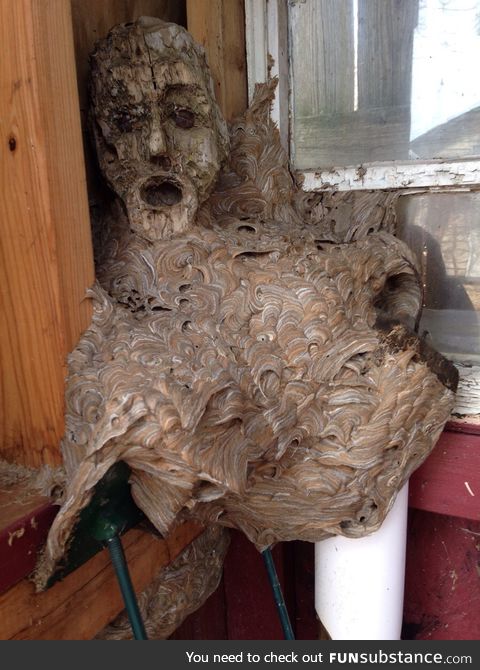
top-left (315, 482), bottom-right (409, 640)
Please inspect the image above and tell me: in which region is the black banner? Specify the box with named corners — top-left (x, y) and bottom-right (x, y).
top-left (1, 640), bottom-right (478, 670)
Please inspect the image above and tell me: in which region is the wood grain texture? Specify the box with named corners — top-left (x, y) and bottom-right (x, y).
top-left (357, 0), bottom-right (418, 109)
top-left (290, 0), bottom-right (354, 118)
top-left (0, 520), bottom-right (203, 640)
top-left (186, 0), bottom-right (248, 120)
top-left (98, 525), bottom-right (229, 639)
top-left (0, 0), bottom-right (94, 467)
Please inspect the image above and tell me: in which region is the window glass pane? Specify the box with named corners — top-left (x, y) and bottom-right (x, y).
top-left (290, 0), bottom-right (480, 169)
top-left (396, 192), bottom-right (480, 362)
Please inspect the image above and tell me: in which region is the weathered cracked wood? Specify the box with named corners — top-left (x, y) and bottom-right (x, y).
top-left (291, 0), bottom-right (418, 167)
top-left (71, 0), bottom-right (186, 114)
top-left (454, 363), bottom-right (480, 415)
top-left (0, 0), bottom-right (94, 467)
top-left (303, 161), bottom-right (480, 191)
top-left (71, 1), bottom-right (188, 205)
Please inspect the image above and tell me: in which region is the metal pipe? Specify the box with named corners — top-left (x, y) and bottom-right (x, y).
top-left (262, 547), bottom-right (295, 640)
top-left (106, 535), bottom-right (148, 640)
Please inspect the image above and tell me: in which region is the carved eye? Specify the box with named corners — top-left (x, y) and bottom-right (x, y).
top-left (170, 107), bottom-right (195, 129)
top-left (114, 110), bottom-right (133, 133)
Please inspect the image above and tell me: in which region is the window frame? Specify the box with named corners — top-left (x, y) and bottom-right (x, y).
top-left (244, 0), bottom-right (480, 193)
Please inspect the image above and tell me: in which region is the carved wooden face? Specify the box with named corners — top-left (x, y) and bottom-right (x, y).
top-left (90, 19), bottom-right (229, 241)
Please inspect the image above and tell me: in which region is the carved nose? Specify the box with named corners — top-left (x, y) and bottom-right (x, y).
top-left (148, 125), bottom-right (167, 158)
top-left (150, 154), bottom-right (172, 170)
top-left (148, 127), bottom-right (172, 170)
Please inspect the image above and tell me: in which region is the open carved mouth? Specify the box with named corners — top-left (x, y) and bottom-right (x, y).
top-left (140, 178), bottom-right (183, 207)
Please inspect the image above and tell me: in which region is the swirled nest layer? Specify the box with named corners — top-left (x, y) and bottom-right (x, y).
top-left (97, 525), bottom-right (229, 639)
top-left (39, 82), bottom-right (457, 583)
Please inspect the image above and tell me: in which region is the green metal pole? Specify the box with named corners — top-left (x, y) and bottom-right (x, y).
top-left (84, 464), bottom-right (148, 640)
top-left (106, 535), bottom-right (148, 640)
top-left (262, 547), bottom-right (295, 640)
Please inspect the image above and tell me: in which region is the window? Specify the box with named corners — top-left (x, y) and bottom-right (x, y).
top-left (245, 0), bottom-right (480, 416)
top-left (290, 0), bottom-right (480, 167)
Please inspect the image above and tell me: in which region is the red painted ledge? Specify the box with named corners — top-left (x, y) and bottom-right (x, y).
top-left (446, 418), bottom-right (480, 436)
top-left (0, 487), bottom-right (58, 595)
top-left (409, 429), bottom-right (480, 521)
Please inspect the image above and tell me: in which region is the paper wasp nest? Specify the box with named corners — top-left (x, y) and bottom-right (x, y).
top-left (42, 18), bottom-right (457, 578)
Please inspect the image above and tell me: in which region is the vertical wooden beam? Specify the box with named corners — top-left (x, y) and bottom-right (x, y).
top-left (0, 0), bottom-right (94, 467)
top-left (186, 0), bottom-right (248, 121)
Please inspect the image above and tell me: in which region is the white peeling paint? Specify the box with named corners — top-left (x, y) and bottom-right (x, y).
top-left (453, 363), bottom-right (480, 416)
top-left (302, 160), bottom-right (480, 192)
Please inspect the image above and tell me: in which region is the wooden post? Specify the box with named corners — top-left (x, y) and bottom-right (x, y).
top-left (0, 0), bottom-right (94, 467)
top-left (186, 0), bottom-right (248, 121)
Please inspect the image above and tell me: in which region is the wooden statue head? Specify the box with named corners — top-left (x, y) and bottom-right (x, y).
top-left (89, 17), bottom-right (229, 241)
